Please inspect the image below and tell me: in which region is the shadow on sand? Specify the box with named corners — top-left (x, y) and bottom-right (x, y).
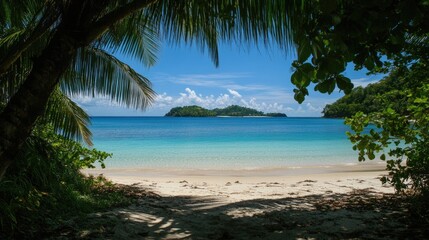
top-left (51, 188), bottom-right (426, 239)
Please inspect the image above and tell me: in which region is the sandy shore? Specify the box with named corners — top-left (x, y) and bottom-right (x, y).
top-left (74, 163), bottom-right (420, 239)
top-left (83, 162), bottom-right (393, 201)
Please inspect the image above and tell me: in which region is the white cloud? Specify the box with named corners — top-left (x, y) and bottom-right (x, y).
top-left (306, 102), bottom-right (322, 112)
top-left (155, 72), bottom-right (293, 98)
top-left (149, 88), bottom-right (289, 114)
top-left (73, 95), bottom-right (121, 107)
top-left (227, 89), bottom-right (242, 98)
top-left (72, 88), bottom-right (327, 117)
top-left (154, 72), bottom-right (251, 88)
top-left (351, 77), bottom-right (379, 87)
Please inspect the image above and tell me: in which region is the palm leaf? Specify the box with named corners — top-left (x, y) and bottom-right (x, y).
top-left (97, 14), bottom-right (159, 67)
top-left (41, 88), bottom-right (92, 145)
top-left (0, 0), bottom-right (59, 76)
top-left (0, 28), bottom-right (52, 101)
top-left (407, 34), bottom-right (429, 50)
top-left (0, 58), bottom-right (31, 101)
top-left (61, 47), bottom-right (156, 110)
top-left (143, 0), bottom-right (297, 66)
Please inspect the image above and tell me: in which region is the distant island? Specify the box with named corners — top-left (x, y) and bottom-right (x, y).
top-left (165, 105), bottom-right (287, 117)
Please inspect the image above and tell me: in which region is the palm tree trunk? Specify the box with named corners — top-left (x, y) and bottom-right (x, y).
top-left (0, 27), bottom-right (79, 179)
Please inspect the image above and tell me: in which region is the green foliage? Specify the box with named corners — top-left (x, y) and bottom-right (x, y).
top-left (291, 0), bottom-right (429, 102)
top-left (0, 125), bottom-right (120, 238)
top-left (213, 105), bottom-right (265, 116)
top-left (41, 88), bottom-right (93, 145)
top-left (164, 105), bottom-right (287, 117)
top-left (345, 62), bottom-right (429, 194)
top-left (265, 112), bottom-right (287, 117)
top-left (165, 105), bottom-right (217, 117)
top-left (323, 64), bottom-right (426, 118)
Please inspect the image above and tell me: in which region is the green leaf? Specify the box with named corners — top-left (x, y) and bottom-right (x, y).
top-left (331, 15), bottom-right (341, 25)
top-left (297, 39), bottom-right (311, 63)
top-left (42, 88), bottom-right (92, 145)
top-left (315, 79), bottom-right (335, 94)
top-left (291, 70), bottom-right (303, 86)
top-left (414, 97), bottom-right (428, 104)
top-left (319, 57), bottom-right (346, 74)
top-left (336, 75), bottom-right (354, 94)
top-left (61, 47), bottom-right (156, 110)
top-left (293, 88), bottom-right (308, 103)
top-left (0, 0), bottom-right (11, 24)
top-left (291, 63), bottom-right (315, 88)
top-left (364, 56), bottom-right (375, 71)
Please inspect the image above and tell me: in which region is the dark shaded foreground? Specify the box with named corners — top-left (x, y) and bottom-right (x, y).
top-left (46, 187), bottom-right (427, 240)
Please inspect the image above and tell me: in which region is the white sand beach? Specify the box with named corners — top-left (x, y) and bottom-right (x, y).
top-left (77, 162), bottom-right (417, 239)
top-left (84, 162), bottom-right (394, 201)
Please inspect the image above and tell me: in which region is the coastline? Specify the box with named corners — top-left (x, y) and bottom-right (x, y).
top-left (76, 162), bottom-right (413, 239)
top-left (83, 161), bottom-right (386, 177)
top-left (83, 161), bottom-right (393, 200)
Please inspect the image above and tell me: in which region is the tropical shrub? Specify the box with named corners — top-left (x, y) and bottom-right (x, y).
top-left (0, 125), bottom-right (117, 238)
top-left (346, 82), bottom-right (429, 194)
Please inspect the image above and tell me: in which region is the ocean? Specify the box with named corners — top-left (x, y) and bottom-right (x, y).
top-left (90, 117), bottom-right (365, 169)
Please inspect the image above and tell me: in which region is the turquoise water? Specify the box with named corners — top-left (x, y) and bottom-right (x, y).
top-left (91, 117), bottom-right (361, 169)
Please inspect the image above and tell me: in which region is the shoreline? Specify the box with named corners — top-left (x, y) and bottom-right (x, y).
top-left (83, 161), bottom-right (386, 178)
top-left (82, 161), bottom-right (393, 201)
top-left (77, 162), bottom-right (412, 239)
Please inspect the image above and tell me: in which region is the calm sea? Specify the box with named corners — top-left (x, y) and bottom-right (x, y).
top-left (90, 117), bottom-right (363, 169)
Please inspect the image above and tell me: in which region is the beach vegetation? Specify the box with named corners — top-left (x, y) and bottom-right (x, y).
top-left (0, 123), bottom-right (140, 238)
top-left (290, 0), bottom-right (429, 220)
top-left (345, 62), bottom-right (429, 193)
top-left (323, 61), bottom-right (429, 205)
top-left (345, 80), bottom-right (429, 220)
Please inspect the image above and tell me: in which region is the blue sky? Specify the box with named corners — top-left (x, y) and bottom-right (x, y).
top-left (74, 42), bottom-right (382, 117)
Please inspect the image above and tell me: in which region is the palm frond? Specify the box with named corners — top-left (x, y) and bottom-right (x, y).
top-left (0, 0), bottom-right (59, 75)
top-left (407, 34), bottom-right (429, 49)
top-left (0, 57), bottom-right (32, 101)
top-left (142, 0), bottom-right (298, 66)
top-left (0, 0), bottom-right (43, 28)
top-left (0, 28), bottom-right (25, 46)
top-left (41, 88), bottom-right (92, 145)
top-left (61, 47), bottom-right (156, 110)
top-left (97, 14), bottom-right (159, 67)
top-left (0, 27), bottom-right (53, 101)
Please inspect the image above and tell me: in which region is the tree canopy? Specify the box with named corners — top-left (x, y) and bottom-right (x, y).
top-left (290, 0), bottom-right (429, 102)
top-left (165, 105), bottom-right (287, 117)
top-left (323, 63), bottom-right (428, 118)
top-left (165, 106), bottom-right (217, 117)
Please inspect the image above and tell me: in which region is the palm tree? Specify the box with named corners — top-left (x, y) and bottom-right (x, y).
top-left (0, 0), bottom-right (300, 178)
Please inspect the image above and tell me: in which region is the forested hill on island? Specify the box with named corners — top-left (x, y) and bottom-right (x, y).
top-left (322, 63), bottom-right (428, 118)
top-left (165, 105), bottom-right (287, 117)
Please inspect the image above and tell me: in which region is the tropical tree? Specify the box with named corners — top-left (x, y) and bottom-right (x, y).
top-left (0, 0), bottom-right (299, 178)
top-left (290, 0), bottom-right (429, 102)
top-left (0, 0), bottom-right (159, 178)
top-left (289, 0), bottom-right (429, 196)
